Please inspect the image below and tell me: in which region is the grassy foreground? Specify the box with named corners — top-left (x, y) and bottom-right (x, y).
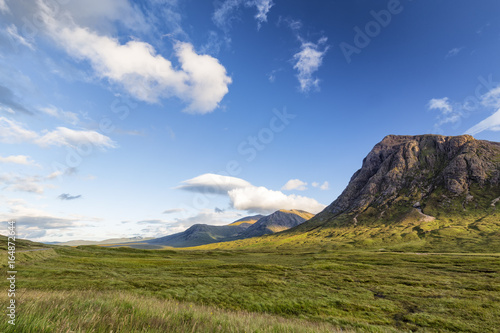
top-left (0, 289), bottom-right (342, 333)
top-left (1, 245), bottom-right (499, 332)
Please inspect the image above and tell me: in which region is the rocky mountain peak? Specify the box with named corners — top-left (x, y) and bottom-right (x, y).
top-left (315, 134), bottom-right (500, 225)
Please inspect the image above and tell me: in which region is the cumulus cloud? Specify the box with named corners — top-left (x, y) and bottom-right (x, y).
top-left (229, 186), bottom-right (326, 214)
top-left (175, 173), bottom-right (253, 194)
top-left (293, 36), bottom-right (329, 92)
top-left (0, 155), bottom-right (37, 166)
top-left (428, 97), bottom-right (462, 128)
top-left (38, 1), bottom-right (231, 114)
top-left (429, 97), bottom-right (453, 114)
top-left (177, 173), bottom-right (326, 214)
top-left (58, 193), bottom-right (82, 201)
top-left (281, 179), bottom-right (307, 191)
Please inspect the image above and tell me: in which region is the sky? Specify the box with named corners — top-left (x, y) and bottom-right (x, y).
top-left (0, 0), bottom-right (499, 242)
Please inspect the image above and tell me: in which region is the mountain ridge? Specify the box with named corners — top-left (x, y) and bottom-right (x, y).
top-left (195, 134), bottom-right (500, 252)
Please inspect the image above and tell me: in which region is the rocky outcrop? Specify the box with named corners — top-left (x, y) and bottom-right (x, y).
top-left (314, 134), bottom-right (500, 225)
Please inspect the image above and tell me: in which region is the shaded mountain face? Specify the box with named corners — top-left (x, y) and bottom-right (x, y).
top-left (146, 211), bottom-right (313, 248)
top-left (306, 134), bottom-right (500, 228)
top-left (228, 215), bottom-right (265, 226)
top-left (147, 223), bottom-right (251, 248)
top-left (238, 210), bottom-right (314, 238)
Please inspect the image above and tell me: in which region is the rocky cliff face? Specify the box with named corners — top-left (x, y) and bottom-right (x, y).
top-left (313, 134), bottom-right (500, 227)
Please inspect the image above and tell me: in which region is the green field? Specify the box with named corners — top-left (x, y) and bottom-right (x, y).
top-left (1, 245), bottom-right (499, 332)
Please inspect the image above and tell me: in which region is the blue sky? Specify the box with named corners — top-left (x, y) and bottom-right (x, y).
top-left (0, 0), bottom-right (499, 242)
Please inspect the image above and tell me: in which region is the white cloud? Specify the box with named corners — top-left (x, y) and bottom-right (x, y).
top-left (251, 0), bottom-right (274, 29)
top-left (177, 173), bottom-right (326, 214)
top-left (281, 179), bottom-right (307, 191)
top-left (0, 173), bottom-right (54, 194)
top-left (0, 197), bottom-right (92, 241)
top-left (213, 0), bottom-right (242, 31)
top-left (0, 155), bottom-right (37, 166)
top-left (480, 86), bottom-right (500, 109)
top-left (312, 181), bottom-right (329, 190)
top-left (138, 209), bottom-right (242, 237)
top-left (445, 47), bottom-right (463, 59)
top-left (293, 36), bottom-right (329, 92)
top-left (5, 24), bottom-right (35, 50)
top-left (0, 116), bottom-right (38, 144)
top-left (38, 0), bottom-right (231, 114)
top-left (429, 97), bottom-right (453, 114)
top-left (0, 116), bottom-right (115, 149)
top-left (229, 186), bottom-right (326, 214)
top-left (40, 105), bottom-right (79, 125)
top-left (465, 109), bottom-right (500, 135)
top-left (213, 0), bottom-right (274, 31)
top-left (0, 0), bottom-right (9, 13)
top-left (35, 127), bottom-right (116, 149)
top-left (176, 173), bottom-right (253, 194)
top-left (163, 208), bottom-right (186, 214)
top-left (428, 97), bottom-right (462, 128)
top-left (465, 86), bottom-right (500, 134)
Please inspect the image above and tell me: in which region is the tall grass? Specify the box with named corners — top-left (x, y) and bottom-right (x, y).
top-left (0, 289), bottom-right (346, 333)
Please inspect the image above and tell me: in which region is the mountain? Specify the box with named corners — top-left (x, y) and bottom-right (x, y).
top-left (45, 236), bottom-right (154, 246)
top-left (301, 134), bottom-right (500, 228)
top-left (197, 135), bottom-right (500, 252)
top-left (145, 211), bottom-right (313, 248)
top-left (146, 215), bottom-right (264, 247)
top-left (237, 210), bottom-right (314, 238)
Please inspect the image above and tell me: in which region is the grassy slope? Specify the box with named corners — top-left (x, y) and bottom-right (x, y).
top-left (194, 190), bottom-right (500, 253)
top-left (1, 245), bottom-right (499, 332)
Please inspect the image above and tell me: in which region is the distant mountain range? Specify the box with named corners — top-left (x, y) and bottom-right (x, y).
top-left (144, 210), bottom-right (314, 248)
top-left (45, 236), bottom-right (153, 246)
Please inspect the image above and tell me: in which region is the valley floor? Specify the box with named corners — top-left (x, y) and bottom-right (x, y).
top-left (1, 246), bottom-right (499, 332)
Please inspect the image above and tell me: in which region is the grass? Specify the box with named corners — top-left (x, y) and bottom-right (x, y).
top-left (1, 244), bottom-right (499, 332)
top-left (0, 289), bottom-right (343, 333)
